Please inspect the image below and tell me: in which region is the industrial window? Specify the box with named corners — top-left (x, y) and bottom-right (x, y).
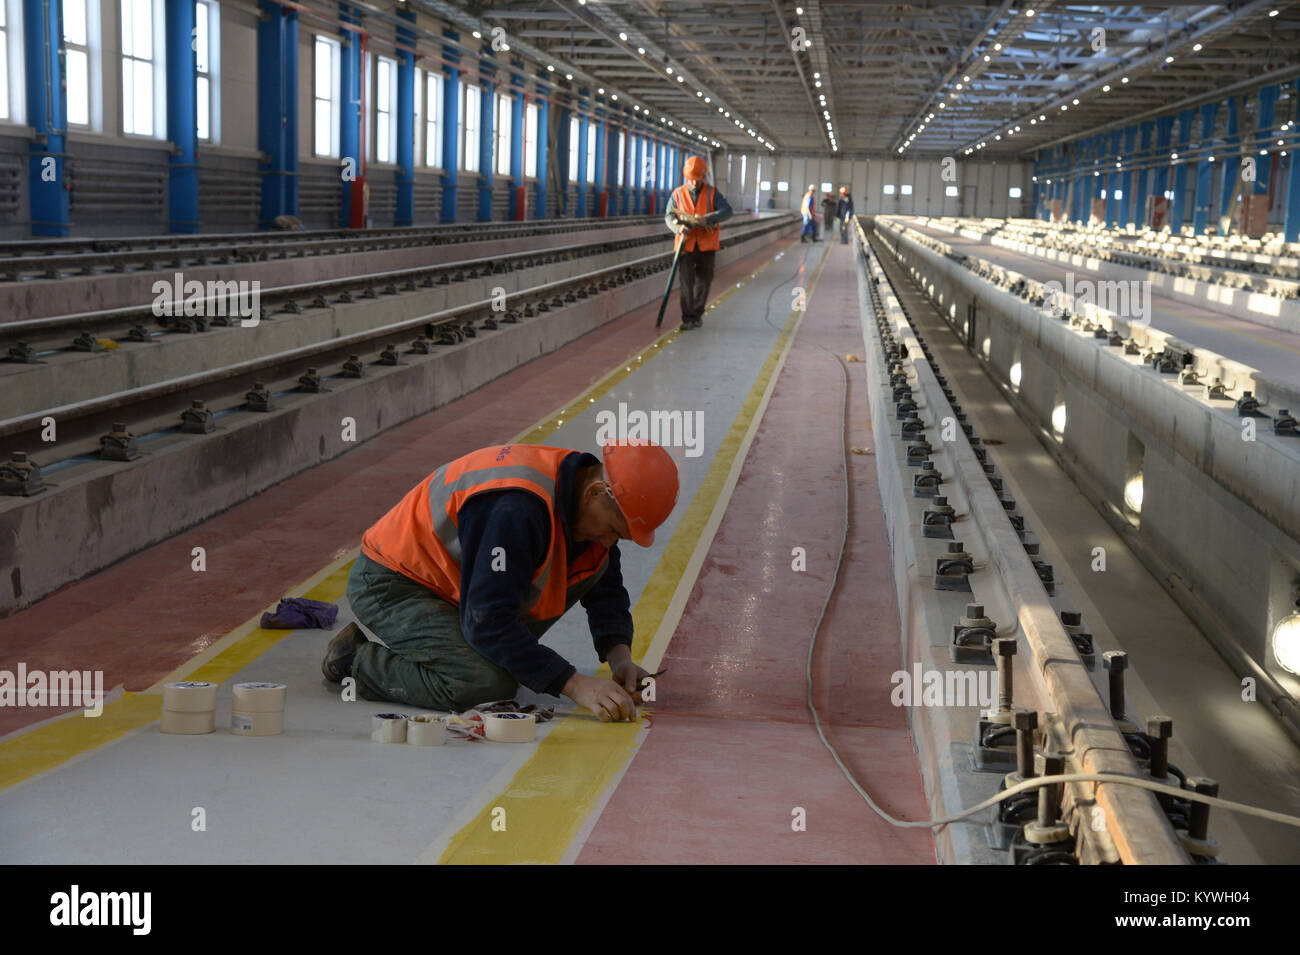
top-left (616, 131), bottom-right (625, 186)
top-left (776, 181), bottom-right (789, 192)
top-left (375, 55), bottom-right (396, 163)
top-left (900, 184), bottom-right (913, 195)
top-left (413, 67), bottom-right (422, 166)
top-left (585, 122), bottom-right (595, 183)
top-left (0, 0), bottom-right (9, 122)
top-left (462, 84), bottom-right (480, 172)
top-left (820, 180), bottom-right (832, 192)
top-left (120, 0), bottom-right (162, 137)
top-left (524, 102), bottom-right (538, 178)
top-left (425, 72), bottom-right (442, 167)
top-left (568, 115), bottom-right (579, 181)
top-left (739, 154), bottom-right (747, 190)
top-left (63, 0), bottom-right (94, 128)
top-left (759, 180), bottom-right (771, 191)
top-left (883, 184), bottom-right (896, 195)
top-left (194, 0), bottom-right (219, 143)
top-left (642, 137), bottom-right (655, 188)
top-left (946, 185), bottom-right (959, 197)
top-left (495, 91), bottom-right (511, 176)
top-left (313, 36), bottom-right (340, 157)
top-left (1008, 186), bottom-right (1022, 198)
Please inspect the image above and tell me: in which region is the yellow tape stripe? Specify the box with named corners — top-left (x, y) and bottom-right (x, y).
top-left (436, 245), bottom-right (832, 864)
top-left (0, 553), bottom-right (356, 793)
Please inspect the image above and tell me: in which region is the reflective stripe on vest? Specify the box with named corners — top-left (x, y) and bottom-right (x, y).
top-left (360, 445), bottom-right (609, 621)
top-left (674, 184), bottom-right (721, 252)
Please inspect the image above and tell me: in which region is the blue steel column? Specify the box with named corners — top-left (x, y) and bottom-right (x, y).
top-left (165, 0), bottom-right (199, 232)
top-left (576, 97), bottom-right (589, 217)
top-left (534, 70), bottom-right (549, 218)
top-left (1119, 125), bottom-right (1137, 227)
top-left (338, 4), bottom-right (361, 228)
top-left (1134, 121), bottom-right (1154, 228)
top-left (1105, 130), bottom-right (1121, 226)
top-left (257, 1), bottom-right (299, 226)
top-left (632, 132), bottom-right (643, 213)
top-left (1254, 85), bottom-right (1278, 200)
top-left (1151, 114), bottom-right (1174, 227)
top-left (1192, 102), bottom-right (1219, 234)
top-left (440, 30), bottom-right (459, 223)
top-left (1286, 80), bottom-right (1300, 243)
top-left (395, 7), bottom-right (415, 226)
top-left (595, 101), bottom-right (608, 216)
top-left (1170, 109), bottom-right (1194, 233)
top-left (1218, 96), bottom-right (1240, 224)
top-left (507, 67), bottom-right (523, 219)
top-left (25, 0), bottom-right (69, 234)
top-left (478, 61), bottom-right (495, 222)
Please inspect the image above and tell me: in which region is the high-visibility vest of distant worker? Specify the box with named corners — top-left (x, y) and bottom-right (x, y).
top-left (800, 185), bottom-right (819, 243)
top-left (662, 155), bottom-right (733, 331)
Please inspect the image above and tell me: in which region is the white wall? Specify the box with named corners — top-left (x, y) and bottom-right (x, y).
top-left (717, 152), bottom-right (1032, 219)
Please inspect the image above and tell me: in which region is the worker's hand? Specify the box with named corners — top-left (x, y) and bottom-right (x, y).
top-left (611, 660), bottom-right (654, 702)
top-left (563, 673), bottom-right (638, 722)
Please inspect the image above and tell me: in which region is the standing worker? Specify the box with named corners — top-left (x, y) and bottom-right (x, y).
top-left (800, 184), bottom-right (818, 243)
top-left (323, 441), bottom-right (680, 722)
top-left (836, 186), bottom-right (855, 244)
top-left (821, 191), bottom-right (837, 240)
top-left (664, 155), bottom-right (733, 330)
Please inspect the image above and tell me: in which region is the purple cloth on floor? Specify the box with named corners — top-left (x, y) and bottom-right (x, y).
top-left (260, 597), bottom-right (339, 630)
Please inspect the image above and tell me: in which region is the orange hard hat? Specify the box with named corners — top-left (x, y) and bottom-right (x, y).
top-left (683, 156), bottom-right (708, 181)
top-left (602, 440), bottom-right (679, 547)
top-left (839, 186), bottom-right (848, 194)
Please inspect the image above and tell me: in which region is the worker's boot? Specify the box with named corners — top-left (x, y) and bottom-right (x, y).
top-left (321, 621), bottom-right (368, 682)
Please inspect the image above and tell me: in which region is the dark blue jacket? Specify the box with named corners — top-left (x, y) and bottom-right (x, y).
top-left (456, 451), bottom-right (634, 696)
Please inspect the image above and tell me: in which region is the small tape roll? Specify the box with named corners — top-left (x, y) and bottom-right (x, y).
top-left (160, 709), bottom-right (215, 735)
top-left (162, 681), bottom-right (218, 714)
top-left (406, 715), bottom-right (446, 747)
top-left (230, 708), bottom-right (284, 736)
top-left (371, 713), bottom-right (408, 743)
top-left (483, 712), bottom-right (536, 743)
top-left (231, 682), bottom-right (287, 713)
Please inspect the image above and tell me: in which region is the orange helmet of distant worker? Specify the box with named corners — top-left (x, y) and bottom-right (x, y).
top-left (840, 186), bottom-right (848, 194)
top-left (601, 440), bottom-right (679, 547)
top-left (683, 156), bottom-right (708, 181)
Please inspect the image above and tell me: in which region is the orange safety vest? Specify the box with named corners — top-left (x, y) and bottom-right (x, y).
top-left (674, 184), bottom-right (721, 252)
top-left (360, 445), bottom-right (610, 626)
top-left (801, 191), bottom-right (816, 217)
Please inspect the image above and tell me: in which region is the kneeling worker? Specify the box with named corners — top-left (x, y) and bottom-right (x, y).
top-left (324, 442), bottom-right (679, 722)
top-left (664, 155), bottom-right (733, 330)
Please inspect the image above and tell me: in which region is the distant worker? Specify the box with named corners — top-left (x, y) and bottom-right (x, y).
top-left (800, 184), bottom-right (819, 243)
top-left (324, 442), bottom-right (680, 722)
top-left (836, 186), bottom-right (855, 244)
top-left (821, 192), bottom-right (837, 238)
top-left (664, 155), bottom-right (733, 330)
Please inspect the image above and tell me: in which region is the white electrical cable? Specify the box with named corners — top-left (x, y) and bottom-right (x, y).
top-left (801, 224), bottom-right (1300, 836)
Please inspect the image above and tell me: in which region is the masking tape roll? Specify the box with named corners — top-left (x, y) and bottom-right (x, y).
top-left (230, 708), bottom-right (285, 737)
top-left (371, 713), bottom-right (408, 743)
top-left (483, 712), bottom-right (536, 743)
top-left (160, 709), bottom-right (216, 735)
top-left (406, 715), bottom-right (446, 747)
top-left (162, 681), bottom-right (219, 714)
top-left (231, 682), bottom-right (287, 713)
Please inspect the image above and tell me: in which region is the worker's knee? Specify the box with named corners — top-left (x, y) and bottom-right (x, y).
top-left (448, 668), bottom-right (518, 710)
